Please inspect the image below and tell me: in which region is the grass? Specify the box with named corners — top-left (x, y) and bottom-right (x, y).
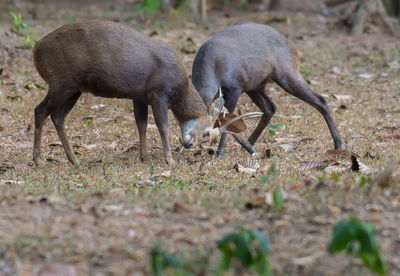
top-left (0, 7), bottom-right (400, 276)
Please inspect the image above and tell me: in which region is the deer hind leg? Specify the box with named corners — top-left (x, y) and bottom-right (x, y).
top-left (271, 70), bottom-right (342, 149)
top-left (216, 87), bottom-right (241, 158)
top-left (33, 86), bottom-right (79, 165)
top-left (50, 92), bottom-right (81, 166)
top-left (133, 102), bottom-right (149, 162)
top-left (246, 85), bottom-right (276, 146)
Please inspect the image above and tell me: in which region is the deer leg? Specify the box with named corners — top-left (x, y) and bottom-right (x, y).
top-left (133, 102), bottom-right (149, 162)
top-left (50, 92), bottom-right (81, 167)
top-left (151, 99), bottom-right (175, 166)
top-left (216, 88), bottom-right (241, 158)
top-left (33, 96), bottom-right (51, 165)
top-left (33, 86), bottom-right (78, 166)
top-left (246, 86), bottom-right (276, 146)
top-left (272, 71), bottom-right (342, 149)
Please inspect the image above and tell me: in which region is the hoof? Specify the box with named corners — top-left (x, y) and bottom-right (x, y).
top-left (248, 145), bottom-right (257, 154)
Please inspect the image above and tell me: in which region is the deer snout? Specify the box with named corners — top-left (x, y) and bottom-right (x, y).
top-left (183, 134), bottom-right (194, 149)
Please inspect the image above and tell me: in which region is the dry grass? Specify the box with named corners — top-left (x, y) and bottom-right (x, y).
top-left (0, 6), bottom-right (400, 276)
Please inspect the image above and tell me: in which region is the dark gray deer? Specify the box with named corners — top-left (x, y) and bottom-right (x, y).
top-left (192, 22), bottom-right (342, 157)
top-left (33, 21), bottom-right (249, 167)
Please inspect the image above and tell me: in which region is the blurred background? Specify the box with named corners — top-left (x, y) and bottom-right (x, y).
top-left (0, 0), bottom-right (399, 25)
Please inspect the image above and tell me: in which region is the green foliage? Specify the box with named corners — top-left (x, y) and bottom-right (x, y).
top-left (217, 228), bottom-right (273, 276)
top-left (267, 123), bottom-right (285, 137)
top-left (34, 83), bottom-right (46, 90)
top-left (328, 218), bottom-right (387, 275)
top-left (150, 246), bottom-right (188, 276)
top-left (137, 0), bottom-right (161, 15)
top-left (240, 0), bottom-right (249, 10)
top-left (10, 12), bottom-right (28, 35)
top-left (356, 175), bottom-right (373, 187)
top-left (9, 12), bottom-right (34, 48)
top-left (259, 161), bottom-right (279, 186)
top-left (272, 189), bottom-right (284, 209)
top-left (300, 63), bottom-right (313, 77)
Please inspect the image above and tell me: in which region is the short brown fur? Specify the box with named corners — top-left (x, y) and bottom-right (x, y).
top-left (33, 21), bottom-right (211, 166)
top-left (192, 23), bottom-right (342, 157)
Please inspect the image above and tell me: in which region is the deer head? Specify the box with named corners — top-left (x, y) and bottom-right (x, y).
top-left (180, 88), bottom-right (262, 149)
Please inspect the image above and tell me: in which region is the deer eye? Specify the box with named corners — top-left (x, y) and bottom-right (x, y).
top-left (202, 132), bottom-right (210, 140)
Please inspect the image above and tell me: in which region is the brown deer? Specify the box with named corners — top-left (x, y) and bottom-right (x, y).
top-left (33, 21), bottom-right (251, 167)
top-left (192, 22), bottom-right (343, 157)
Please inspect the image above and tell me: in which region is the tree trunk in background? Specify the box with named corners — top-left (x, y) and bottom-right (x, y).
top-left (328, 0), bottom-right (397, 35)
top-left (268, 0), bottom-right (281, 10)
top-left (350, 0), bottom-right (395, 35)
top-left (385, 0), bottom-right (399, 17)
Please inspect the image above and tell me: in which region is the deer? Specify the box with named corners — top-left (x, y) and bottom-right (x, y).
top-left (192, 22), bottom-right (343, 157)
top-left (32, 21), bottom-right (256, 167)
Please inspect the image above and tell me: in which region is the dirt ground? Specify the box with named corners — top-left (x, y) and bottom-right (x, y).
top-left (0, 1), bottom-right (400, 275)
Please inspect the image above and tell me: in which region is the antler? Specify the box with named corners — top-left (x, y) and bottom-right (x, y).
top-left (218, 112), bottom-right (263, 132)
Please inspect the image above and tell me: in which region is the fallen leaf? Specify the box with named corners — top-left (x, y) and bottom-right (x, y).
top-left (90, 104), bottom-right (106, 110)
top-left (0, 179), bottom-right (25, 186)
top-left (245, 196), bottom-right (268, 209)
top-left (274, 137), bottom-right (299, 144)
top-left (234, 158), bottom-right (259, 175)
top-left (251, 148), bottom-right (271, 159)
top-left (109, 188), bottom-right (127, 197)
top-left (128, 229), bottom-right (136, 239)
top-left (103, 204), bottom-right (123, 212)
top-left (39, 263), bottom-right (77, 276)
top-left (133, 207), bottom-right (150, 216)
top-left (350, 154), bottom-right (373, 174)
top-left (324, 165), bottom-right (348, 173)
top-left (150, 170), bottom-right (171, 179)
top-left (134, 179), bottom-right (156, 187)
top-left (78, 144), bottom-right (97, 151)
top-left (382, 133), bottom-right (400, 140)
top-left (6, 94), bottom-right (21, 101)
top-left (367, 204), bottom-right (382, 212)
top-left (173, 202), bottom-right (191, 213)
top-left (328, 205), bottom-right (341, 215)
top-left (81, 115), bottom-right (95, 121)
top-left (279, 143), bottom-right (296, 152)
top-left (148, 30), bottom-right (158, 37)
top-left (275, 220), bottom-right (290, 229)
top-left (292, 256), bottom-right (315, 266)
top-left (124, 143), bottom-right (140, 152)
top-left (48, 142), bottom-right (63, 147)
top-left (332, 94), bottom-right (354, 101)
top-left (0, 125), bottom-right (4, 132)
top-left (324, 149), bottom-right (352, 160)
top-left (19, 124), bottom-right (31, 135)
top-left (359, 73), bottom-right (374, 79)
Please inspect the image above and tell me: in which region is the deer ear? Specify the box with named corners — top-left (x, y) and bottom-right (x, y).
top-left (208, 87), bottom-right (225, 121)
